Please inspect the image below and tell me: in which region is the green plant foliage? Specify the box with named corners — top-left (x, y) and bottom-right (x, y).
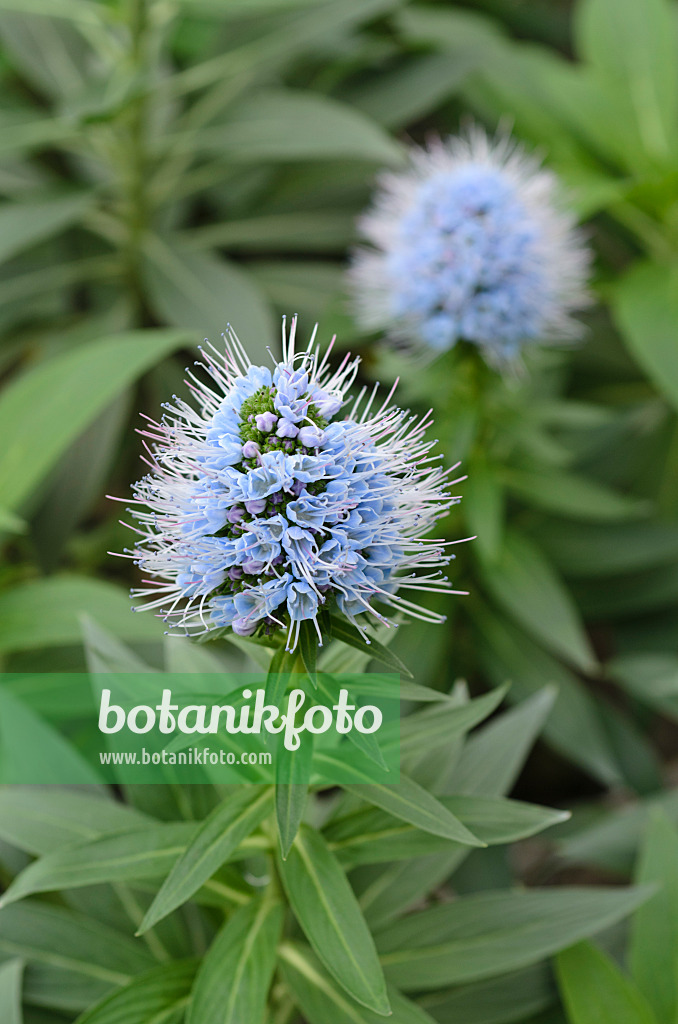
top-left (0, 0), bottom-right (677, 1020)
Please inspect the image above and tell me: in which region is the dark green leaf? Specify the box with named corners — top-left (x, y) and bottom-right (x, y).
top-left (299, 620), bottom-right (319, 687)
top-left (328, 616), bottom-right (414, 678)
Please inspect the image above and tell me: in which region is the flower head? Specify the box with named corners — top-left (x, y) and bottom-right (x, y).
top-left (349, 128), bottom-right (590, 364)
top-left (124, 319), bottom-right (463, 651)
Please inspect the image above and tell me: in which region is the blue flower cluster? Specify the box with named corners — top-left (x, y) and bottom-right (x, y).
top-left (128, 325), bottom-right (453, 651)
top-left (351, 131), bottom-right (590, 364)
top-left (387, 165), bottom-right (546, 358)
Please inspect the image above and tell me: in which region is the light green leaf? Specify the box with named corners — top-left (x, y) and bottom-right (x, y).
top-left (278, 825), bottom-right (390, 1016)
top-left (0, 959), bottom-right (22, 1024)
top-left (0, 787), bottom-right (148, 855)
top-left (479, 529), bottom-right (596, 673)
top-left (0, 192), bottom-right (92, 265)
top-left (0, 577), bottom-right (162, 653)
top-left (0, 824), bottom-right (197, 905)
top-left (280, 943), bottom-right (435, 1024)
top-left (556, 941), bottom-right (656, 1024)
top-left (73, 960), bottom-right (197, 1024)
top-left (187, 898), bottom-right (282, 1024)
top-left (190, 88), bottom-right (403, 165)
top-left (629, 811), bottom-right (678, 1023)
top-left (377, 887), bottom-right (653, 990)
top-left (613, 263), bottom-right (678, 413)
top-left (139, 788), bottom-right (273, 932)
top-left (142, 236), bottom-right (273, 362)
top-left (328, 795), bottom-right (569, 868)
top-left (344, 777), bottom-right (485, 847)
top-left (0, 328), bottom-right (192, 512)
top-left (0, 902), bottom-right (155, 987)
top-left (276, 733), bottom-right (313, 859)
top-left (186, 212), bottom-right (355, 253)
top-left (0, 687), bottom-right (102, 785)
top-left (575, 0), bottom-right (678, 164)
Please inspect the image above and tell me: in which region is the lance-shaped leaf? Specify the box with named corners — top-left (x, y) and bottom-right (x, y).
top-left (187, 898), bottom-right (283, 1024)
top-left (0, 787), bottom-right (148, 855)
top-left (629, 810), bottom-right (678, 1023)
top-left (276, 731), bottom-right (313, 859)
top-left (0, 959), bottom-right (22, 1024)
top-left (376, 887), bottom-right (654, 990)
top-left (343, 777), bottom-right (484, 846)
top-left (278, 825), bottom-right (390, 1016)
top-left (0, 328), bottom-right (192, 513)
top-left (0, 902), bottom-right (155, 987)
top-left (0, 824), bottom-right (197, 904)
top-left (74, 959), bottom-right (198, 1024)
top-left (279, 942), bottom-right (436, 1024)
top-left (556, 941), bottom-right (656, 1024)
top-left (329, 616), bottom-right (413, 678)
top-left (139, 788), bottom-right (273, 932)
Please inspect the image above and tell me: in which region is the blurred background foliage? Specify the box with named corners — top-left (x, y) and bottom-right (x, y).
top-left (2, 0), bottom-right (678, 1021)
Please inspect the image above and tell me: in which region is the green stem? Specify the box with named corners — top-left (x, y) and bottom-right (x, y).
top-left (122, 0), bottom-right (151, 324)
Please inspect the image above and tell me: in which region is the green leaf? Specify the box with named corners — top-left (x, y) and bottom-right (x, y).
top-left (299, 620), bottom-right (319, 687)
top-left (420, 963), bottom-right (554, 1024)
top-left (556, 941), bottom-right (656, 1024)
top-left (328, 795), bottom-right (569, 868)
top-left (0, 328), bottom-right (192, 512)
top-left (629, 811), bottom-right (678, 1023)
top-left (74, 960), bottom-right (197, 1024)
top-left (139, 788), bottom-right (273, 932)
top-left (187, 898), bottom-right (283, 1024)
top-left (471, 604), bottom-right (621, 785)
top-left (0, 901), bottom-right (155, 988)
top-left (532, 520), bottom-right (678, 579)
top-left (265, 646), bottom-right (297, 709)
top-left (464, 458), bottom-right (504, 562)
top-left (504, 469), bottom-right (649, 522)
top-left (575, 0), bottom-right (678, 164)
top-left (0, 787), bottom-right (148, 855)
top-left (0, 192), bottom-right (92, 265)
top-left (0, 687), bottom-right (102, 785)
top-left (344, 777), bottom-right (485, 847)
top-left (612, 264), bottom-right (678, 413)
top-left (345, 51), bottom-right (476, 130)
top-left (280, 943), bottom-right (435, 1024)
top-left (278, 825), bottom-right (390, 1016)
top-left (376, 887), bottom-right (653, 990)
top-left (609, 654), bottom-right (678, 720)
top-left (276, 733), bottom-right (313, 859)
top-left (329, 616), bottom-right (413, 678)
top-left (0, 824), bottom-right (198, 904)
top-left (449, 687), bottom-right (557, 797)
top-left (0, 577), bottom-right (162, 653)
top-left (0, 959), bottom-right (23, 1024)
top-left (479, 529), bottom-right (596, 673)
top-left (142, 236), bottom-right (273, 362)
top-left (191, 88), bottom-right (403, 165)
